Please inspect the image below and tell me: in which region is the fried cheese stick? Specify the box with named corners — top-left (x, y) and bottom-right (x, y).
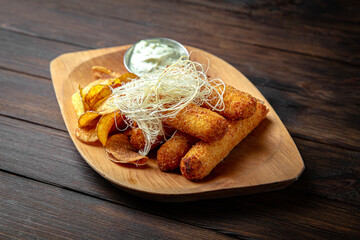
top-left (127, 128), bottom-right (162, 152)
top-left (180, 102), bottom-right (269, 180)
top-left (203, 84), bottom-right (257, 120)
top-left (164, 103), bottom-right (228, 142)
top-left (157, 131), bottom-right (198, 171)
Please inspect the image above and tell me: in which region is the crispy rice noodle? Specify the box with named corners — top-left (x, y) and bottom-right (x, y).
top-left (110, 56), bottom-right (226, 155)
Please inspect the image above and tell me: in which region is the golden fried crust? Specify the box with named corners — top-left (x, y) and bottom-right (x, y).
top-left (157, 131), bottom-right (198, 171)
top-left (128, 128), bottom-right (162, 151)
top-left (180, 102), bottom-right (269, 180)
top-left (203, 84), bottom-right (257, 120)
top-left (91, 66), bottom-right (122, 80)
top-left (164, 103), bottom-right (228, 142)
top-left (129, 128), bottom-right (145, 151)
top-left (106, 134), bottom-right (148, 165)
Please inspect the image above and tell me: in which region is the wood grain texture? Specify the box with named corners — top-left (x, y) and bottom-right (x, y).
top-left (0, 111), bottom-right (358, 205)
top-left (0, 171), bottom-right (232, 240)
top-left (1, 0), bottom-right (359, 64)
top-left (0, 45), bottom-right (358, 203)
top-left (1, 29), bottom-right (359, 151)
top-left (50, 45), bottom-right (304, 200)
top-left (0, 29), bottom-right (85, 78)
top-left (180, 0), bottom-right (360, 24)
top-left (0, 116), bottom-right (359, 239)
top-left (0, 68), bottom-right (66, 130)
top-left (0, 0), bottom-right (359, 238)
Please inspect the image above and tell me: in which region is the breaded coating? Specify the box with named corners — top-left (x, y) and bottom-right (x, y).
top-left (157, 131), bottom-right (198, 171)
top-left (164, 103), bottom-right (228, 142)
top-left (128, 128), bottom-right (162, 151)
top-left (203, 84), bottom-right (257, 120)
top-left (180, 102), bottom-right (269, 180)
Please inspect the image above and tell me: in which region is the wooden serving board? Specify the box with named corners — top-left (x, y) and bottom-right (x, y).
top-left (50, 45), bottom-right (304, 202)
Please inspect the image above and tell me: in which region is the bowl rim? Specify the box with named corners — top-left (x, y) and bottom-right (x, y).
top-left (123, 37), bottom-right (190, 74)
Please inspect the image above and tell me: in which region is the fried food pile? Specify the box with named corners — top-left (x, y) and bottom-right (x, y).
top-left (72, 66), bottom-right (268, 180)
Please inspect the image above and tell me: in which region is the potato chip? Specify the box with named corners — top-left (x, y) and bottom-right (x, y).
top-left (71, 86), bottom-right (85, 118)
top-left (92, 66), bottom-right (122, 80)
top-left (96, 112), bottom-right (125, 146)
top-left (82, 78), bottom-right (113, 97)
top-left (114, 72), bottom-right (138, 86)
top-left (110, 78), bottom-right (122, 89)
top-left (107, 152), bottom-right (148, 166)
top-left (93, 97), bottom-right (108, 111)
top-left (75, 127), bottom-right (98, 143)
top-left (77, 85), bottom-right (90, 112)
top-left (106, 134), bottom-right (148, 165)
top-left (92, 65), bottom-right (137, 84)
top-left (78, 111), bottom-right (101, 128)
top-left (93, 97), bottom-right (117, 114)
top-left (84, 84), bottom-right (112, 109)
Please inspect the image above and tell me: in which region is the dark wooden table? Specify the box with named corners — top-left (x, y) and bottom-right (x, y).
top-left (1, 0), bottom-right (359, 239)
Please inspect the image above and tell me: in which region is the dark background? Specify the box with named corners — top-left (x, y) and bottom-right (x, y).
top-left (0, 0), bottom-right (359, 239)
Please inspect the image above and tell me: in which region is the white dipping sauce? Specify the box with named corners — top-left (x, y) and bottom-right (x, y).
top-left (128, 40), bottom-right (183, 75)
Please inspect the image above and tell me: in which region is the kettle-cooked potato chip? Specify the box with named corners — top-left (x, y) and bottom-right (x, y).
top-left (114, 72), bottom-right (138, 85)
top-left (93, 97), bottom-right (118, 114)
top-left (84, 84), bottom-right (112, 109)
top-left (106, 133), bottom-right (148, 166)
top-left (82, 78), bottom-right (113, 96)
top-left (96, 112), bottom-right (125, 146)
top-left (71, 87), bottom-right (85, 118)
top-left (92, 66), bottom-right (122, 80)
top-left (75, 127), bottom-right (98, 143)
top-left (78, 111), bottom-right (101, 128)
